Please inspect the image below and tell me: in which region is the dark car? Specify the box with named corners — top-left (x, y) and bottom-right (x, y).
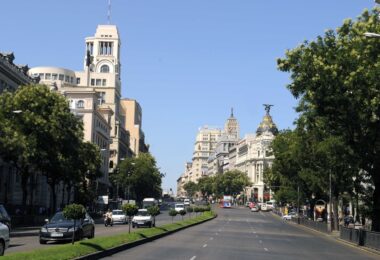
top-left (39, 211), bottom-right (95, 244)
top-left (0, 205), bottom-right (11, 231)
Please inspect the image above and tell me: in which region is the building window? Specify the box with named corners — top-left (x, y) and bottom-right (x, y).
top-left (100, 65), bottom-right (110, 73)
top-left (58, 74), bottom-right (64, 81)
top-left (91, 79), bottom-right (95, 86)
top-left (52, 74), bottom-right (58, 80)
top-left (97, 92), bottom-right (105, 105)
top-left (45, 73), bottom-right (51, 80)
top-left (77, 100), bottom-right (84, 108)
top-left (76, 78), bottom-right (81, 84)
top-left (96, 79), bottom-right (101, 86)
top-left (65, 75), bottom-right (70, 82)
top-left (102, 79), bottom-right (107, 86)
top-left (99, 41), bottom-right (113, 55)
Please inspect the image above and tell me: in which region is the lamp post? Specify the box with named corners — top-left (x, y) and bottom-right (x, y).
top-left (328, 171), bottom-right (332, 232)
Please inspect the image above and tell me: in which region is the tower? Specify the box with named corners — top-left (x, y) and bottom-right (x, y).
top-left (224, 108), bottom-right (240, 139)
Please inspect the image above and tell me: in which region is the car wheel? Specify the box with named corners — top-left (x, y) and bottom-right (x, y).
top-left (0, 241), bottom-right (4, 256)
top-left (89, 228), bottom-right (95, 239)
top-left (39, 238), bottom-right (47, 245)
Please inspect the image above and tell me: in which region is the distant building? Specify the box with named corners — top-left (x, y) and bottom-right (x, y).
top-left (120, 98), bottom-right (149, 156)
top-left (235, 106), bottom-right (278, 202)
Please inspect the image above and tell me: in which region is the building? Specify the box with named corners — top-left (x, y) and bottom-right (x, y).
top-left (120, 98), bottom-right (149, 156)
top-left (235, 105), bottom-right (278, 202)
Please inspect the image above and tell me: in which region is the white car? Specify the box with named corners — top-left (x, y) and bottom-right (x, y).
top-left (260, 203), bottom-right (268, 212)
top-left (0, 222), bottom-right (10, 256)
top-left (282, 212), bottom-right (297, 220)
top-left (251, 206), bottom-right (259, 212)
top-left (174, 203), bottom-right (185, 213)
top-left (112, 210), bottom-right (127, 224)
top-left (184, 199), bottom-right (190, 206)
top-left (132, 209), bottom-right (153, 228)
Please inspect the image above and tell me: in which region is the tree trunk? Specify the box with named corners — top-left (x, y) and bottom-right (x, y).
top-left (333, 196), bottom-right (339, 231)
top-left (61, 182), bottom-right (65, 208)
top-left (49, 179), bottom-right (57, 213)
top-left (20, 169), bottom-right (29, 214)
top-left (371, 171), bottom-right (380, 232)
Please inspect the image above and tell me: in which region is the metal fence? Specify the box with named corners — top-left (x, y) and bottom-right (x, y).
top-left (340, 226), bottom-right (380, 251)
top-left (290, 217), bottom-right (330, 233)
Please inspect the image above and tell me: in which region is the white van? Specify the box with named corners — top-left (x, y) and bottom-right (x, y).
top-left (174, 203), bottom-right (185, 212)
top-left (184, 199), bottom-right (190, 206)
top-left (261, 203), bottom-right (268, 212)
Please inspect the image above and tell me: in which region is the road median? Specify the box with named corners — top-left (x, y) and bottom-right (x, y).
top-left (3, 211), bottom-right (217, 260)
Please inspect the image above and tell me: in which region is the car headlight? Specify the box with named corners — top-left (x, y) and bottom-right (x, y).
top-left (68, 227), bottom-right (78, 232)
top-left (41, 227), bottom-right (48, 232)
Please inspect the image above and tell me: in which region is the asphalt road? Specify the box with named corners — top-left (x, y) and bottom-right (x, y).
top-left (104, 207), bottom-right (378, 260)
top-left (6, 209), bottom-right (181, 254)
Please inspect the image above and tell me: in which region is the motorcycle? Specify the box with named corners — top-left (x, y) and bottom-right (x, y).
top-left (104, 215), bottom-right (113, 227)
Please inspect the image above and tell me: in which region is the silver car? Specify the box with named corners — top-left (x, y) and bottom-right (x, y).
top-left (0, 222), bottom-right (10, 256)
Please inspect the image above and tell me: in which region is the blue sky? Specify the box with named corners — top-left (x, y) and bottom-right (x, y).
top-left (1, 0), bottom-right (377, 193)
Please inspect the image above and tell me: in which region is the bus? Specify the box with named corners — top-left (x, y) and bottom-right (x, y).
top-left (220, 195), bottom-right (232, 208)
top-left (142, 198), bottom-right (158, 209)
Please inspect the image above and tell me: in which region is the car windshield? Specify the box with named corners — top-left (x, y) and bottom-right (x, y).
top-left (137, 210), bottom-right (148, 216)
top-left (175, 204), bottom-right (184, 208)
top-left (113, 210), bottom-right (123, 215)
top-left (50, 212), bottom-right (73, 223)
top-left (0, 205), bottom-right (10, 220)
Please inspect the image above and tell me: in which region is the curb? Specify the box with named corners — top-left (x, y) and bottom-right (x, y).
top-left (10, 231), bottom-right (39, 237)
top-left (75, 213), bottom-right (218, 260)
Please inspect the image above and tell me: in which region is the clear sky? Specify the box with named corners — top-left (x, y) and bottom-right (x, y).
top-left (1, 0), bottom-right (377, 193)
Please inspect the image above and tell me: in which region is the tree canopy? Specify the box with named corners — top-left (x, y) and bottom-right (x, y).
top-left (277, 8), bottom-right (380, 231)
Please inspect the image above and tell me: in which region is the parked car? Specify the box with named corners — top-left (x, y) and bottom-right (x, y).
top-left (39, 211), bottom-right (95, 244)
top-left (282, 212), bottom-right (297, 220)
top-left (174, 203), bottom-right (185, 213)
top-left (0, 222), bottom-right (10, 256)
top-left (265, 201), bottom-right (275, 211)
top-left (184, 199), bottom-right (190, 206)
top-left (132, 209), bottom-right (153, 228)
top-left (112, 210), bottom-right (127, 224)
top-left (251, 206), bottom-right (259, 212)
top-left (0, 205), bottom-right (11, 230)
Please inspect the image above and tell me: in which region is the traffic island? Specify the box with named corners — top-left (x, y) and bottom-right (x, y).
top-left (3, 211), bottom-right (217, 260)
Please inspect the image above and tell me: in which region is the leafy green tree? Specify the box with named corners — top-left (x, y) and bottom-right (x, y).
top-left (127, 153), bottom-right (163, 205)
top-left (197, 176), bottom-right (215, 200)
top-left (179, 209), bottom-right (186, 220)
top-left (183, 181), bottom-right (197, 198)
top-left (214, 170), bottom-right (251, 197)
top-left (147, 205), bottom-right (160, 227)
top-left (62, 203), bottom-right (86, 244)
top-left (186, 206), bottom-right (194, 218)
top-left (122, 203), bottom-right (138, 233)
top-left (169, 209), bottom-right (177, 222)
top-left (0, 85), bottom-right (84, 214)
top-left (277, 8), bottom-right (380, 230)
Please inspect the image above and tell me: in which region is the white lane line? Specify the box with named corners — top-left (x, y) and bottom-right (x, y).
top-left (210, 237), bottom-right (214, 240)
top-left (203, 244), bottom-right (208, 248)
top-left (252, 231), bottom-right (256, 234)
top-left (190, 256), bottom-right (197, 260)
top-left (264, 248), bottom-right (268, 252)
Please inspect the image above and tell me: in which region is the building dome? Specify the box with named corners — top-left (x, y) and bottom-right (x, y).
top-left (256, 105), bottom-right (278, 136)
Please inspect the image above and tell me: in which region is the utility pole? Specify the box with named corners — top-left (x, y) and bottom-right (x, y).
top-left (328, 171), bottom-right (332, 232)
top-left (297, 185), bottom-right (300, 224)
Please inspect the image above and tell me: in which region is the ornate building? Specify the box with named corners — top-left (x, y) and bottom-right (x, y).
top-left (235, 105), bottom-right (278, 202)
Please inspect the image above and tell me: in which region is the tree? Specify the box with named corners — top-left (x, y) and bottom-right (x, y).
top-left (197, 176), bottom-right (215, 200)
top-left (277, 8), bottom-right (380, 230)
top-left (126, 153), bottom-right (163, 205)
top-left (214, 170), bottom-right (251, 197)
top-left (168, 209), bottom-right (177, 223)
top-left (122, 203), bottom-right (138, 233)
top-left (62, 203), bottom-right (86, 244)
top-left (0, 85), bottom-right (84, 214)
top-left (147, 205), bottom-right (160, 227)
top-left (183, 181), bottom-right (197, 198)
top-left (179, 209), bottom-right (186, 220)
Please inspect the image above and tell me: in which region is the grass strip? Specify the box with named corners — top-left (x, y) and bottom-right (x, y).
top-left (4, 211), bottom-right (215, 260)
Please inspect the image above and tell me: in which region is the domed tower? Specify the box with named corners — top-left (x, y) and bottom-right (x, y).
top-left (224, 108), bottom-right (240, 139)
top-left (256, 104), bottom-right (278, 136)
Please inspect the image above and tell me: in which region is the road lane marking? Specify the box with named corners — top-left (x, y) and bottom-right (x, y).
top-left (264, 248), bottom-right (268, 251)
top-left (203, 244), bottom-right (207, 248)
top-left (190, 256), bottom-right (197, 260)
